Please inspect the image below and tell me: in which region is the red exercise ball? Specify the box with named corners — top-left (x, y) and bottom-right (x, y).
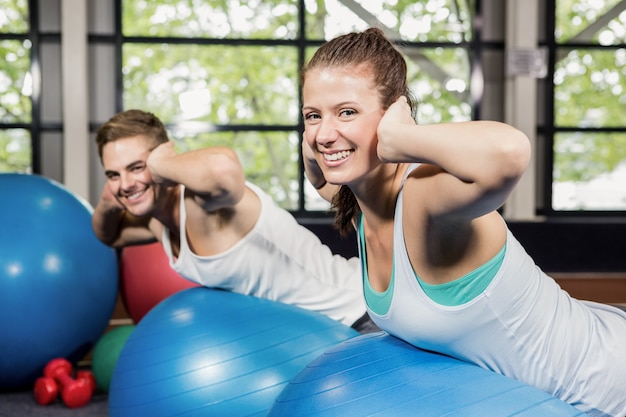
top-left (119, 242), bottom-right (198, 323)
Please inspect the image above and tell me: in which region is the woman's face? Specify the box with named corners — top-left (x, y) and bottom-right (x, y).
top-left (302, 65), bottom-right (384, 187)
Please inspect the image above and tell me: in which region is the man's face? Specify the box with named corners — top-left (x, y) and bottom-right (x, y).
top-left (101, 134), bottom-right (156, 216)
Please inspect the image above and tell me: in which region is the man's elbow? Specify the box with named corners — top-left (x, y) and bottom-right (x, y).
top-left (206, 154), bottom-right (246, 203)
top-left (92, 228), bottom-right (118, 248)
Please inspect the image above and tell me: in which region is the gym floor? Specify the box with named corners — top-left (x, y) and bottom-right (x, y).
top-left (0, 389), bottom-right (108, 417)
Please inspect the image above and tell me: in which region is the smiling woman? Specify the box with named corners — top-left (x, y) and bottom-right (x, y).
top-left (300, 27), bottom-right (626, 416)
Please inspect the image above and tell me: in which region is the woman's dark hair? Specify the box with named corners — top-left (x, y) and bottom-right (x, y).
top-left (302, 27), bottom-right (418, 236)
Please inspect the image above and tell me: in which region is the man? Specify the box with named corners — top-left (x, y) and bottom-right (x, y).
top-left (92, 109), bottom-right (378, 333)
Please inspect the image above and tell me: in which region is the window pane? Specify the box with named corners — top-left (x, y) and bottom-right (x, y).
top-left (556, 0), bottom-right (626, 44)
top-left (123, 44), bottom-right (299, 125)
top-left (554, 48), bottom-right (626, 128)
top-left (0, 39), bottom-right (32, 123)
top-left (122, 0), bottom-right (298, 39)
top-left (553, 132), bottom-right (626, 210)
top-left (407, 46), bottom-right (472, 123)
top-left (304, 179), bottom-right (331, 211)
top-left (305, 0), bottom-right (472, 43)
top-left (170, 129), bottom-right (299, 210)
top-left (0, 128), bottom-right (31, 173)
top-left (0, 0), bottom-right (28, 33)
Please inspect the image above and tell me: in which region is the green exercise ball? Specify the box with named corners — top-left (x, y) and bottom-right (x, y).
top-left (92, 325), bottom-right (135, 392)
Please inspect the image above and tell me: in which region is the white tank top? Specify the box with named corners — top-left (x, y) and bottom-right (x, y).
top-left (363, 171), bottom-right (626, 417)
top-left (161, 182), bottom-right (366, 327)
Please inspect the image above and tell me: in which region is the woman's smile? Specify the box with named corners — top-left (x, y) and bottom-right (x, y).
top-left (322, 149), bottom-right (354, 163)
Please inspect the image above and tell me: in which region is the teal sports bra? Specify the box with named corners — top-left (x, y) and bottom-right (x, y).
top-left (359, 214), bottom-right (505, 311)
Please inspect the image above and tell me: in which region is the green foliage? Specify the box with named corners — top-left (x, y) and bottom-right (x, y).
top-left (0, 129), bottom-right (31, 172)
top-left (122, 0), bottom-right (300, 38)
top-left (303, 0), bottom-right (327, 39)
top-left (0, 0), bottom-right (28, 33)
top-left (554, 49), bottom-right (625, 128)
top-left (0, 40), bottom-right (31, 123)
top-left (1, 0), bottom-right (625, 210)
top-left (555, 132), bottom-right (626, 183)
top-left (386, 0), bottom-right (472, 43)
top-left (0, 37), bottom-right (31, 173)
top-left (408, 47), bottom-right (472, 123)
top-left (123, 43), bottom-right (299, 125)
top-left (556, 0), bottom-right (626, 43)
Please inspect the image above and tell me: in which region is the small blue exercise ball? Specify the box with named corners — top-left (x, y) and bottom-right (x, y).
top-left (267, 332), bottom-right (587, 417)
top-left (0, 173), bottom-right (118, 390)
top-left (108, 287), bottom-right (359, 417)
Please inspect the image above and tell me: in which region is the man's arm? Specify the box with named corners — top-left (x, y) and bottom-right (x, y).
top-left (91, 183), bottom-right (155, 248)
top-left (148, 143), bottom-right (247, 212)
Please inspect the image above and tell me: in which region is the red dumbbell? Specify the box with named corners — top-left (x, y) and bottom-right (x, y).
top-left (33, 376), bottom-right (60, 405)
top-left (76, 370), bottom-right (97, 396)
top-left (33, 358), bottom-right (95, 408)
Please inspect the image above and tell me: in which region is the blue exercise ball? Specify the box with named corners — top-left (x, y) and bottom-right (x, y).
top-left (0, 173), bottom-right (118, 390)
top-left (108, 287), bottom-right (359, 417)
top-left (267, 332), bottom-right (587, 417)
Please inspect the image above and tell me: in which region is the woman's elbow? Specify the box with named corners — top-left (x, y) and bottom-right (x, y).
top-left (478, 127), bottom-right (531, 194)
top-left (498, 127), bottom-right (531, 180)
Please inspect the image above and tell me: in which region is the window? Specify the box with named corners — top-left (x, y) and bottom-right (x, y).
top-left (0, 0), bottom-right (32, 173)
top-left (547, 0), bottom-right (626, 213)
top-left (8, 1), bottom-right (622, 217)
top-left (118, 0), bottom-right (476, 213)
